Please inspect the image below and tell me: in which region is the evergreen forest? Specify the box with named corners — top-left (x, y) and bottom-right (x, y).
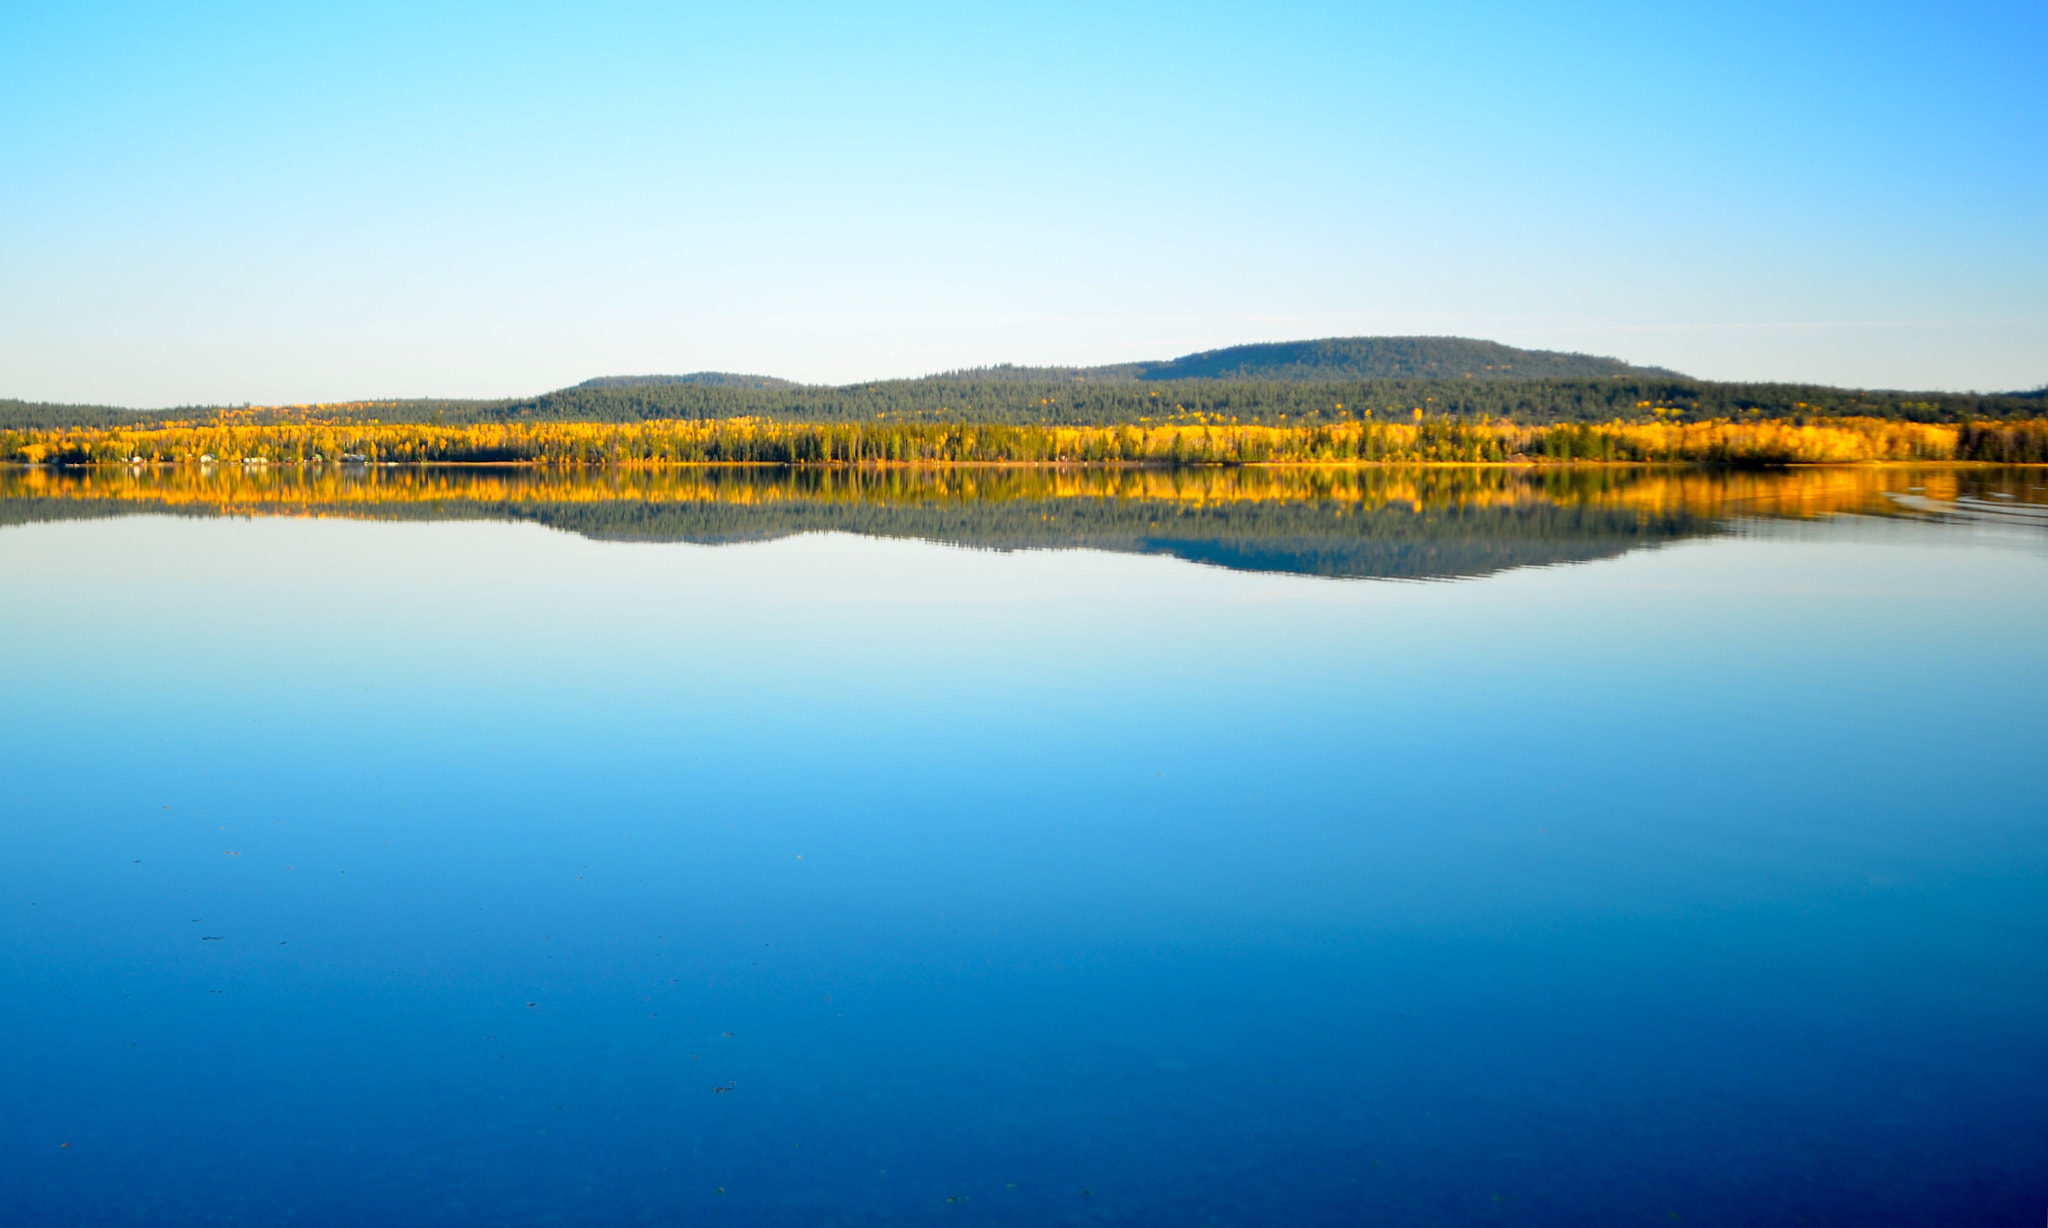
top-left (5, 337), bottom-right (2043, 432)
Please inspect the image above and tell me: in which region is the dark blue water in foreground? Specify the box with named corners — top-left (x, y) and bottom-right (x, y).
top-left (4, 502), bottom-right (2045, 1225)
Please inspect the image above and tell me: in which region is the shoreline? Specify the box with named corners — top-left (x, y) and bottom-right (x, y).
top-left (9, 416), bottom-right (2044, 467)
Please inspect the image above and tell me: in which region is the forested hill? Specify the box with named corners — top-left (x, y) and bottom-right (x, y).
top-left (476, 374), bottom-right (2044, 427)
top-left (435, 336), bottom-right (2035, 424)
top-left (911, 336), bottom-right (1676, 382)
top-left (554, 338), bottom-right (1671, 391)
top-left (1114, 337), bottom-right (1681, 381)
top-left (0, 398), bottom-right (230, 429)
top-left (5, 334), bottom-right (2043, 429)
top-left (572, 372), bottom-right (799, 391)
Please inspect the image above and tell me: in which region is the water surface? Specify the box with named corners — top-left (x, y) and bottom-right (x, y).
top-left (3, 465), bottom-right (2044, 1225)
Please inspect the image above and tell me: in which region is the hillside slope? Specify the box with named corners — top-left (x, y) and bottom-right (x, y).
top-left (1116, 336), bottom-right (1681, 381)
top-left (573, 372), bottom-right (800, 391)
top-left (5, 337), bottom-right (2041, 429)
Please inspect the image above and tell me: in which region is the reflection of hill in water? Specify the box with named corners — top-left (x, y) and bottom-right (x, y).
top-left (2, 464), bottom-right (2038, 582)
top-left (527, 496), bottom-right (1702, 580)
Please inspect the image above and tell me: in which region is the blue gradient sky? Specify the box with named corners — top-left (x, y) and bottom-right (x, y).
top-left (2, 0), bottom-right (2042, 404)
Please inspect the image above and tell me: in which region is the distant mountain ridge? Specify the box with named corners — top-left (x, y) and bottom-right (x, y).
top-left (6, 337), bottom-right (2042, 430)
top-left (1117, 336), bottom-right (1681, 382)
top-left (594, 337), bottom-right (1681, 391)
top-left (574, 372), bottom-right (799, 391)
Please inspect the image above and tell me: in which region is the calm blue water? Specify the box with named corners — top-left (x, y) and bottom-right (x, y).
top-left (3, 496), bottom-right (2045, 1225)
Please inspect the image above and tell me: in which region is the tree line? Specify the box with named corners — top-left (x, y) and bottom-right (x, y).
top-left (7, 414), bottom-right (2042, 467)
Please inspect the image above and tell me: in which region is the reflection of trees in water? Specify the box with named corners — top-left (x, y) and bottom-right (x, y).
top-left (2, 465), bottom-right (2040, 582)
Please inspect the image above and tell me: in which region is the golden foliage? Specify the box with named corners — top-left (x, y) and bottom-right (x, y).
top-left (7, 412), bottom-right (2046, 468)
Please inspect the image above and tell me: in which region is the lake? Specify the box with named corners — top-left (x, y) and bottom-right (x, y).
top-left (3, 464), bottom-right (2044, 1225)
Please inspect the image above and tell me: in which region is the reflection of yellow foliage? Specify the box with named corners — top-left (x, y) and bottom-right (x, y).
top-left (3, 461), bottom-right (2036, 525)
top-left (3, 414), bottom-right (2038, 467)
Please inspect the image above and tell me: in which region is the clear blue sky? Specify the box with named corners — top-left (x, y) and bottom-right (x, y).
top-left (3, 1), bottom-right (2042, 405)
